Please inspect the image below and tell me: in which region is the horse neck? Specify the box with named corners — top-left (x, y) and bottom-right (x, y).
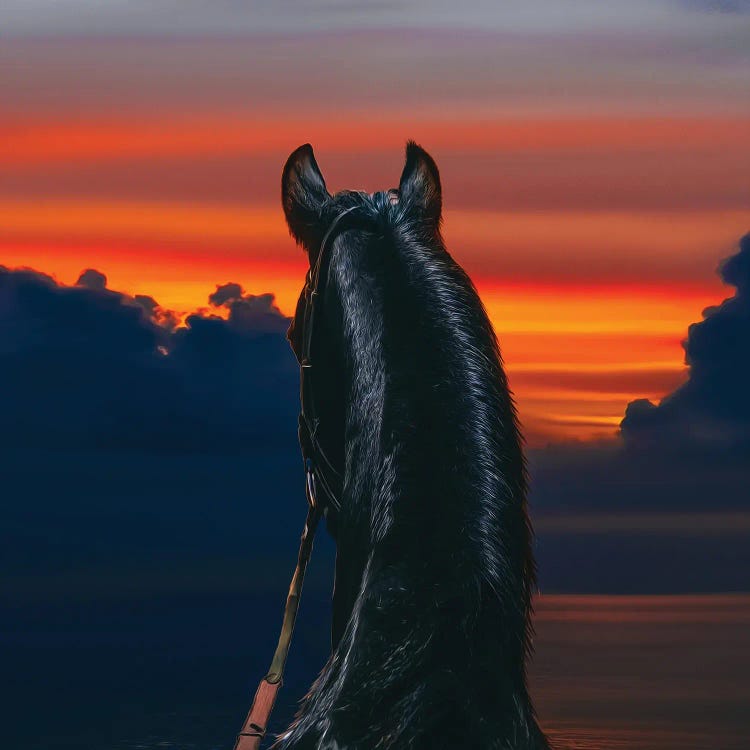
top-left (329, 230), bottom-right (532, 640)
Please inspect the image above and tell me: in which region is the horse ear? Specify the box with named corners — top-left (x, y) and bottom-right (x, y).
top-left (398, 141), bottom-right (442, 227)
top-left (282, 143), bottom-right (331, 250)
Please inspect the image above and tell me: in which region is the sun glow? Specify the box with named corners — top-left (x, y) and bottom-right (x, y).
top-left (3, 110), bottom-right (747, 444)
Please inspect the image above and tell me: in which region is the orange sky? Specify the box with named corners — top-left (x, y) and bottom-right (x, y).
top-left (2, 32), bottom-right (749, 445)
top-left (1, 194), bottom-right (740, 445)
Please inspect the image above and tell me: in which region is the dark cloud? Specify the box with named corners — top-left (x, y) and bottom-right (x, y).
top-left (621, 233), bottom-right (750, 455)
top-left (132, 293), bottom-right (181, 331)
top-left (209, 282), bottom-right (290, 336)
top-left (0, 265), bottom-right (313, 604)
top-left (1, 264), bottom-right (323, 750)
top-left (528, 235), bottom-right (750, 592)
top-left (0, 266), bottom-right (298, 452)
top-left (75, 267), bottom-right (107, 290)
top-left (132, 292), bottom-right (157, 314)
top-left (208, 281), bottom-right (243, 307)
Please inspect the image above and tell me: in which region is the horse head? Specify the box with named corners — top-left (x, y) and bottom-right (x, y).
top-left (272, 142), bottom-right (549, 750)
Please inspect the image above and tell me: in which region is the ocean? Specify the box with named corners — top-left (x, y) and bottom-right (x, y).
top-left (4, 591), bottom-right (748, 749)
top-left (532, 594), bottom-right (750, 749)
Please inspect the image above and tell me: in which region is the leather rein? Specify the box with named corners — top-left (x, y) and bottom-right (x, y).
top-left (234, 206), bottom-right (367, 750)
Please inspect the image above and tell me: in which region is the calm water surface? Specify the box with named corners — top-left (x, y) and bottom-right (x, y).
top-left (531, 594), bottom-right (750, 750)
top-left (5, 593), bottom-right (749, 749)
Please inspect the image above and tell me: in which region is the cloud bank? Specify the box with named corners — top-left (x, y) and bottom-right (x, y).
top-left (529, 234), bottom-right (750, 591)
top-left (0, 265), bottom-right (298, 453)
top-left (2, 244), bottom-right (749, 607)
top-left (621, 233), bottom-right (750, 456)
top-left (532, 233), bottom-right (750, 508)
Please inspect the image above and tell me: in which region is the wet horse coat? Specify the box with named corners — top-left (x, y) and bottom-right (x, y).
top-left (276, 142), bottom-right (549, 750)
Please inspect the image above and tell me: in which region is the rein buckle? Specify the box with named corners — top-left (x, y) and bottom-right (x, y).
top-left (305, 459), bottom-right (319, 511)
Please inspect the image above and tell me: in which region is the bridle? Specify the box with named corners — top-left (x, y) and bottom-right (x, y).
top-left (234, 205), bottom-right (369, 750)
top-left (296, 204), bottom-right (366, 518)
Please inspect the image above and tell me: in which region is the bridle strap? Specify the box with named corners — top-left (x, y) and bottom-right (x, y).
top-left (298, 205), bottom-right (368, 515)
top-left (234, 206), bottom-right (367, 749)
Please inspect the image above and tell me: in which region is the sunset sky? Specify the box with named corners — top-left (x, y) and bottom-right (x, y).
top-left (2, 2), bottom-right (749, 444)
top-left (3, 7), bottom-right (750, 748)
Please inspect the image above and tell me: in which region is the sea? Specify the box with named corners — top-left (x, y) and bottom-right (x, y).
top-left (4, 591), bottom-right (748, 749)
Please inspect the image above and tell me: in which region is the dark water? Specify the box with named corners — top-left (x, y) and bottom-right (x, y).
top-left (533, 595), bottom-right (750, 750)
top-left (3, 448), bottom-right (749, 749)
top-left (4, 591), bottom-right (748, 749)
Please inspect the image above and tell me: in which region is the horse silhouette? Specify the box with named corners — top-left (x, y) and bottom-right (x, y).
top-left (276, 142), bottom-right (549, 750)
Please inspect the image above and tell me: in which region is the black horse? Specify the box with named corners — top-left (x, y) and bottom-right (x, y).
top-left (276, 142), bottom-right (549, 750)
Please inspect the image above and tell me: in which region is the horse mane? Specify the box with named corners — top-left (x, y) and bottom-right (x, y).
top-left (332, 185), bottom-right (535, 620)
top-left (277, 144), bottom-right (547, 750)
